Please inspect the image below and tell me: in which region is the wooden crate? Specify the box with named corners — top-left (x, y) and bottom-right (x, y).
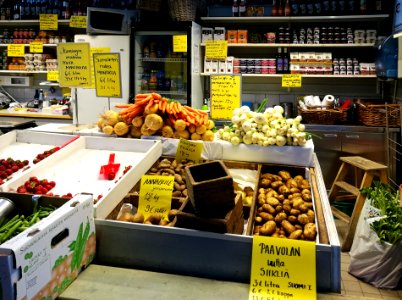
top-left (175, 193), bottom-right (244, 234)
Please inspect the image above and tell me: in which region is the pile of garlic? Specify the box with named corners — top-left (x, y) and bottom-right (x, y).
top-left (216, 105), bottom-right (309, 147)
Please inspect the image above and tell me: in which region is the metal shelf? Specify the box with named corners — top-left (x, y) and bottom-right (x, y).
top-left (0, 44), bottom-right (58, 47)
top-left (0, 70), bottom-right (48, 74)
top-left (140, 58), bottom-right (187, 63)
top-left (0, 19), bottom-right (71, 26)
top-left (201, 43), bottom-right (376, 48)
top-left (201, 73), bottom-right (377, 78)
top-left (140, 90), bottom-right (187, 96)
top-left (201, 14), bottom-right (389, 24)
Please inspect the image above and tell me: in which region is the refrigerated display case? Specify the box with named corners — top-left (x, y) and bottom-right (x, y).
top-left (131, 22), bottom-right (203, 108)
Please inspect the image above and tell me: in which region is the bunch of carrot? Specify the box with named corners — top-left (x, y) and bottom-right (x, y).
top-left (117, 93), bottom-right (209, 127)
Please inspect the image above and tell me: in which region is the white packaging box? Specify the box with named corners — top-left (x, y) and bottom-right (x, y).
top-left (226, 56), bottom-right (234, 73)
top-left (204, 57), bottom-right (212, 74)
top-left (1, 135), bottom-right (162, 219)
top-left (214, 27), bottom-right (226, 41)
top-left (218, 59), bottom-right (227, 73)
top-left (210, 59), bottom-right (219, 74)
top-left (201, 27), bottom-right (214, 43)
top-left (0, 193), bottom-right (95, 300)
top-left (290, 52), bottom-right (300, 62)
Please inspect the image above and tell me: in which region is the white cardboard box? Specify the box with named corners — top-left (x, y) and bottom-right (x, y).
top-left (1, 136), bottom-right (163, 219)
top-left (0, 193), bottom-right (95, 300)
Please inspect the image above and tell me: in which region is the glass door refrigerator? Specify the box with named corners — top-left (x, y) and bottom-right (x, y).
top-left (131, 21), bottom-right (203, 108)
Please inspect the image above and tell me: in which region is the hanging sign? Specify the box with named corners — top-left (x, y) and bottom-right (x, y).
top-left (93, 53), bottom-right (122, 98)
top-left (57, 43), bottom-right (91, 87)
top-left (173, 35), bottom-right (187, 53)
top-left (205, 40), bottom-right (228, 59)
top-left (175, 139), bottom-right (204, 163)
top-left (137, 175), bottom-right (175, 222)
top-left (282, 74), bottom-right (302, 88)
top-left (249, 236), bottom-right (316, 300)
top-left (210, 74), bottom-right (241, 120)
top-left (69, 15), bottom-right (87, 28)
top-left (47, 71), bottom-right (59, 82)
top-left (39, 14), bottom-right (58, 30)
top-left (7, 44), bottom-right (25, 57)
top-left (29, 42), bottom-right (43, 53)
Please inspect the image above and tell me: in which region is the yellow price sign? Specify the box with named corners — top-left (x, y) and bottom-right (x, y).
top-left (7, 44), bottom-right (25, 57)
top-left (249, 236), bottom-right (316, 300)
top-left (47, 71), bottom-right (59, 82)
top-left (137, 175), bottom-right (175, 222)
top-left (173, 35), bottom-right (187, 53)
top-left (282, 74), bottom-right (302, 88)
top-left (69, 15), bottom-right (87, 28)
top-left (40, 14), bottom-right (58, 30)
top-left (210, 75), bottom-right (241, 120)
top-left (205, 40), bottom-right (228, 59)
top-left (57, 43), bottom-right (91, 87)
top-left (93, 53), bottom-right (122, 98)
top-left (86, 47), bottom-right (111, 89)
top-left (30, 42), bottom-right (43, 53)
top-left (175, 138), bottom-right (204, 163)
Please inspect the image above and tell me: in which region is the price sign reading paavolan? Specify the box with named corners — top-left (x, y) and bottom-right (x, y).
top-left (282, 74), bottom-right (302, 88)
top-left (47, 71), bottom-right (59, 82)
top-left (137, 175), bottom-right (175, 222)
top-left (173, 35), bottom-right (187, 53)
top-left (93, 53), bottom-right (122, 98)
top-left (57, 43), bottom-right (91, 87)
top-left (249, 236), bottom-right (316, 300)
top-left (29, 42), bottom-right (43, 53)
top-left (7, 44), bottom-right (25, 57)
top-left (176, 138), bottom-right (204, 164)
top-left (69, 15), bottom-right (87, 28)
top-left (39, 14), bottom-right (58, 30)
top-left (205, 40), bottom-right (228, 59)
top-left (210, 75), bottom-right (241, 120)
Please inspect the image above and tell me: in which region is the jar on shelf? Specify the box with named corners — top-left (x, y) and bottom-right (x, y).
top-left (149, 70), bottom-right (157, 92)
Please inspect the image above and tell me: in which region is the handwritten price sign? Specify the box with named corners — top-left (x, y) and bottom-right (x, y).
top-left (282, 74), bottom-right (302, 88)
top-left (205, 40), bottom-right (228, 59)
top-left (176, 139), bottom-right (204, 163)
top-left (249, 236), bottom-right (316, 300)
top-left (210, 75), bottom-right (241, 120)
top-left (137, 175), bottom-right (174, 222)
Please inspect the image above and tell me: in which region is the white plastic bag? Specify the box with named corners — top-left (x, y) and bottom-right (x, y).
top-left (348, 199), bottom-right (402, 289)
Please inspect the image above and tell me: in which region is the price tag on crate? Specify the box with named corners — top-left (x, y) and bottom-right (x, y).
top-left (40, 14), bottom-right (58, 31)
top-left (30, 42), bottom-right (43, 53)
top-left (176, 139), bottom-right (203, 164)
top-left (137, 175), bottom-right (175, 222)
top-left (282, 74), bottom-right (302, 88)
top-left (70, 15), bottom-right (87, 28)
top-left (249, 236), bottom-right (316, 300)
top-left (7, 44), bottom-right (25, 57)
top-left (205, 40), bottom-right (228, 59)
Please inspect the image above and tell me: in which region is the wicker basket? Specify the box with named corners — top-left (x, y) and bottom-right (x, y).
top-left (168, 0), bottom-right (197, 21)
top-left (136, 0), bottom-right (162, 12)
top-left (298, 107), bottom-right (347, 125)
top-left (357, 100), bottom-right (402, 127)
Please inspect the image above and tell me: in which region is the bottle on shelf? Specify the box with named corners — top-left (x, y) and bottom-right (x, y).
top-left (359, 0), bottom-right (367, 14)
top-left (149, 70), bottom-right (157, 92)
top-left (314, 0), bottom-right (322, 15)
top-left (283, 47), bottom-right (289, 74)
top-left (30, 0), bottom-right (36, 18)
top-left (284, 0), bottom-right (291, 16)
top-left (299, 0), bottom-right (307, 15)
top-left (347, 0), bottom-right (356, 14)
top-left (277, 0), bottom-right (284, 16)
top-left (276, 47), bottom-right (283, 74)
top-left (13, 0), bottom-right (21, 20)
top-left (306, 0), bottom-right (314, 15)
top-left (374, 0), bottom-right (381, 13)
top-left (338, 0), bottom-right (346, 15)
top-left (239, 0), bottom-right (246, 17)
top-left (24, 0), bottom-right (31, 20)
top-left (290, 0), bottom-right (299, 16)
top-left (322, 0), bottom-right (330, 15)
top-left (232, 0), bottom-right (238, 17)
top-left (271, 0), bottom-right (278, 16)
top-left (330, 0), bottom-right (337, 15)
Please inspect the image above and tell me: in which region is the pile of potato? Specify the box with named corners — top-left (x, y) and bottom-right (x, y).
top-left (253, 170), bottom-right (317, 241)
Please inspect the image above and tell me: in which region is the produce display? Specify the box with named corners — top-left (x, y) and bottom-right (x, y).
top-left (0, 204), bottom-right (57, 244)
top-left (216, 101), bottom-right (310, 146)
top-left (33, 146), bottom-right (61, 164)
top-left (97, 93), bottom-right (215, 141)
top-left (252, 169), bottom-right (317, 241)
top-left (0, 157), bottom-right (29, 185)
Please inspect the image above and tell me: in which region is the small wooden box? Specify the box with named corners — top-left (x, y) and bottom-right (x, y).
top-left (184, 160), bottom-right (234, 218)
top-left (175, 193), bottom-right (244, 234)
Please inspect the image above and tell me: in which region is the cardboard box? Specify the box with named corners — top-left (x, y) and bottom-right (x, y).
top-left (0, 193), bottom-right (95, 300)
top-left (214, 27), bottom-right (226, 41)
top-left (218, 59), bottom-right (227, 73)
top-left (226, 56), bottom-right (234, 73)
top-left (226, 30), bottom-right (238, 43)
top-left (201, 27), bottom-right (214, 43)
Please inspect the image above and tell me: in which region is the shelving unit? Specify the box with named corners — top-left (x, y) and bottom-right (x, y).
top-left (201, 43), bottom-right (376, 48)
top-left (200, 73), bottom-right (377, 78)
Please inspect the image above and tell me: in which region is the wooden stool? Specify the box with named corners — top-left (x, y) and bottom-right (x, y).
top-left (328, 156), bottom-right (388, 252)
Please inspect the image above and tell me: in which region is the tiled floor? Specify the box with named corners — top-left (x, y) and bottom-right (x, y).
top-left (318, 220), bottom-right (402, 299)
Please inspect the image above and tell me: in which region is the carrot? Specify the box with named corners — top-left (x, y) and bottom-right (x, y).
top-left (203, 114), bottom-right (209, 125)
top-left (161, 100), bottom-right (167, 114)
top-left (135, 95), bottom-right (152, 105)
top-left (158, 99), bottom-right (164, 111)
top-left (151, 93), bottom-right (161, 100)
top-left (135, 93), bottom-right (150, 99)
top-left (114, 104), bottom-right (130, 109)
top-left (176, 102), bottom-right (182, 113)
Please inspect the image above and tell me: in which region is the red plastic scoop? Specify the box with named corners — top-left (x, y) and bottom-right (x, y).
top-left (99, 153), bottom-right (120, 180)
